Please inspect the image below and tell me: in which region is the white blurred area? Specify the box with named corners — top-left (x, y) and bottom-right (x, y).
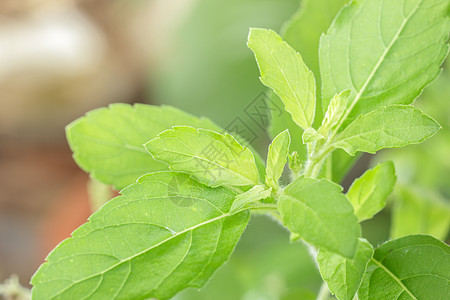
top-left (0, 0), bottom-right (195, 139)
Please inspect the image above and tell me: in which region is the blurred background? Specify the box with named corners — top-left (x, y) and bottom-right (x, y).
top-left (0, 0), bottom-right (448, 299)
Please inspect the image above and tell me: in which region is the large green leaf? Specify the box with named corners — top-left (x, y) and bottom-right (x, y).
top-left (317, 239), bottom-right (373, 300)
top-left (278, 176), bottom-right (361, 258)
top-left (66, 104), bottom-right (221, 189)
top-left (391, 185), bottom-right (450, 240)
top-left (265, 129), bottom-right (290, 190)
top-left (145, 126), bottom-right (260, 187)
top-left (333, 105), bottom-right (440, 155)
top-left (248, 28), bottom-right (316, 130)
top-left (31, 172), bottom-right (249, 300)
top-left (358, 235), bottom-right (450, 299)
top-left (347, 161), bottom-right (396, 221)
top-left (320, 0), bottom-right (450, 126)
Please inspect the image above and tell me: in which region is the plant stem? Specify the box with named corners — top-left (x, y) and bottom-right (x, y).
top-left (317, 282), bottom-right (330, 300)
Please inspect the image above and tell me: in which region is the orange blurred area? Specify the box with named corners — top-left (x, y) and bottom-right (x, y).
top-left (0, 0), bottom-right (194, 287)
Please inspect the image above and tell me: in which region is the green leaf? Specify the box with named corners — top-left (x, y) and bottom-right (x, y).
top-left (278, 177), bottom-right (361, 258)
top-left (66, 103), bottom-right (222, 189)
top-left (320, 0), bottom-right (450, 125)
top-left (145, 126), bottom-right (259, 187)
top-left (317, 239), bottom-right (373, 300)
top-left (347, 161), bottom-right (396, 222)
top-left (333, 105), bottom-right (440, 155)
top-left (302, 127), bottom-right (324, 144)
top-left (268, 0), bottom-right (349, 177)
top-left (358, 235), bottom-right (450, 300)
top-left (318, 90), bottom-right (350, 136)
top-left (229, 185), bottom-right (272, 214)
top-left (391, 185), bottom-right (450, 240)
top-left (288, 151), bottom-right (302, 173)
top-left (265, 130), bottom-right (290, 190)
top-left (282, 0), bottom-right (349, 122)
top-left (31, 172), bottom-right (249, 300)
top-left (248, 28), bottom-right (316, 129)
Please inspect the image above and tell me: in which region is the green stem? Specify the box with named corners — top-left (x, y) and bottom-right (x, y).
top-left (317, 282), bottom-right (330, 300)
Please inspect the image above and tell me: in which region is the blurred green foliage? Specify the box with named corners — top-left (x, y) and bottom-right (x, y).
top-left (151, 0), bottom-right (299, 128)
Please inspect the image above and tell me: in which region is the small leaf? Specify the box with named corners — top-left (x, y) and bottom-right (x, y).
top-left (66, 103), bottom-right (222, 189)
top-left (31, 172), bottom-right (249, 300)
top-left (318, 90), bottom-right (350, 136)
top-left (145, 126), bottom-right (259, 187)
top-left (288, 151), bottom-right (302, 173)
top-left (358, 235), bottom-right (450, 300)
top-left (333, 105), bottom-right (440, 155)
top-left (248, 28), bottom-right (316, 129)
top-left (230, 185), bottom-right (272, 214)
top-left (320, 0), bottom-right (450, 125)
top-left (280, 0), bottom-right (349, 123)
top-left (278, 177), bottom-right (361, 258)
top-left (302, 127), bottom-right (324, 144)
top-left (391, 185), bottom-right (450, 240)
top-left (265, 130), bottom-right (291, 190)
top-left (317, 239), bottom-right (373, 300)
top-left (347, 161), bottom-right (396, 222)
top-left (268, 0), bottom-right (349, 178)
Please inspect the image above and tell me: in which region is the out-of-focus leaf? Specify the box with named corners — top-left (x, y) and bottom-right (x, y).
top-left (347, 161), bottom-right (396, 221)
top-left (391, 185), bottom-right (450, 240)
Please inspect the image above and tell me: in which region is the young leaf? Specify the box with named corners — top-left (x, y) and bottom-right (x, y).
top-left (31, 172), bottom-right (249, 300)
top-left (333, 105), bottom-right (440, 155)
top-left (318, 90), bottom-right (350, 136)
top-left (347, 161), bottom-right (396, 222)
top-left (391, 185), bottom-right (450, 240)
top-left (268, 0), bottom-right (348, 158)
top-left (145, 126), bottom-right (259, 187)
top-left (278, 177), bottom-right (361, 258)
top-left (358, 235), bottom-right (450, 300)
top-left (320, 0), bottom-right (450, 125)
top-left (248, 28), bottom-right (316, 130)
top-left (302, 127), bottom-right (324, 144)
top-left (66, 103), bottom-right (221, 189)
top-left (265, 130), bottom-right (290, 190)
top-left (317, 239), bottom-right (373, 300)
top-left (229, 185), bottom-right (272, 214)
top-left (288, 151), bottom-right (302, 173)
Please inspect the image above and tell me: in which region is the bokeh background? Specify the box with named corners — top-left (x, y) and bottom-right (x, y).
top-left (0, 1), bottom-right (448, 299)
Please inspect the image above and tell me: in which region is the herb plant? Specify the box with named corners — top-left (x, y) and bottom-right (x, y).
top-left (31, 0), bottom-right (450, 299)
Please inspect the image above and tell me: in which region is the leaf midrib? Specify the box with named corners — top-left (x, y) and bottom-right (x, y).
top-left (261, 38), bottom-right (311, 126)
top-left (153, 144), bottom-right (257, 185)
top-left (334, 0), bottom-right (423, 132)
top-left (370, 257), bottom-right (418, 300)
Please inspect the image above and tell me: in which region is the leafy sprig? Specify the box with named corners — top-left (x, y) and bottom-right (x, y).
top-left (31, 0), bottom-right (450, 299)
